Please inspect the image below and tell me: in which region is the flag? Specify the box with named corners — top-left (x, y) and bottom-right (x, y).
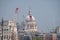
top-left (15, 8), bottom-right (19, 13)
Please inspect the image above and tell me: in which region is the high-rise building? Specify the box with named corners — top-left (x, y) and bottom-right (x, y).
top-left (0, 20), bottom-right (12, 40)
top-left (0, 22), bottom-right (2, 40)
top-left (55, 26), bottom-right (60, 34)
top-left (0, 20), bottom-right (18, 40)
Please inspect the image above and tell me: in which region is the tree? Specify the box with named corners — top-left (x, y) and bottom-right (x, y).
top-left (36, 37), bottom-right (40, 40)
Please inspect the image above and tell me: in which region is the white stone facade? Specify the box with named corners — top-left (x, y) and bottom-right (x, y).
top-left (0, 20), bottom-right (18, 40)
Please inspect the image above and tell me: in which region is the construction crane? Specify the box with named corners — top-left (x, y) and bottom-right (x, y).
top-left (14, 8), bottom-right (19, 22)
top-left (11, 8), bottom-right (19, 40)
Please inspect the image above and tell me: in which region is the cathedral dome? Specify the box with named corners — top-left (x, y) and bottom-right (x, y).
top-left (25, 15), bottom-right (35, 21)
top-left (25, 9), bottom-right (36, 21)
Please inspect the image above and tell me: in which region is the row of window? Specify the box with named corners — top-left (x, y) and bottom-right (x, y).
top-left (3, 35), bottom-right (11, 39)
top-left (3, 29), bottom-right (8, 31)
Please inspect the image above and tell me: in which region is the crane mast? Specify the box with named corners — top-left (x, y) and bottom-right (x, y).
top-left (11, 8), bottom-right (19, 40)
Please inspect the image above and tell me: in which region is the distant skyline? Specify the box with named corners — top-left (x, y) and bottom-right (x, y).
top-left (0, 0), bottom-right (60, 33)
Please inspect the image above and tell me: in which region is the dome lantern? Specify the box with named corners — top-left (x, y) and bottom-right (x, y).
top-left (25, 9), bottom-right (35, 21)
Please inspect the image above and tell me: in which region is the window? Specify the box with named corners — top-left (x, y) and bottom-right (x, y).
top-left (4, 35), bottom-right (8, 39)
top-left (3, 29), bottom-right (8, 31)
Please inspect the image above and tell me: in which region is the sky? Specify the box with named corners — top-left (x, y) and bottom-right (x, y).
top-left (0, 0), bottom-right (60, 33)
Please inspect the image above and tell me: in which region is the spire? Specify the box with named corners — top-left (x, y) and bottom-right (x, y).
top-left (1, 18), bottom-right (4, 26)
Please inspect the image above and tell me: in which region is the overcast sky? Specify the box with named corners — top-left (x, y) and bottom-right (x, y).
top-left (0, 0), bottom-right (60, 33)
